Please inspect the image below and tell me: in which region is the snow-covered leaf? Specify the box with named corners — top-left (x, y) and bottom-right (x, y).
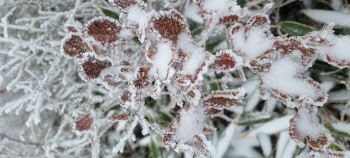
top-left (302, 9), bottom-right (350, 27)
top-left (62, 34), bottom-right (92, 58)
top-left (149, 9), bottom-right (190, 44)
top-left (325, 122), bottom-right (350, 138)
top-left (83, 17), bottom-right (131, 46)
top-left (201, 88), bottom-right (245, 109)
top-left (238, 112), bottom-right (278, 126)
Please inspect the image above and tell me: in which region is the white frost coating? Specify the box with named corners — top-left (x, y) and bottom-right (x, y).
top-left (303, 9), bottom-right (350, 27)
top-left (177, 32), bottom-right (198, 54)
top-left (119, 28), bottom-right (134, 39)
top-left (182, 49), bottom-right (206, 75)
top-left (212, 87), bottom-right (246, 99)
top-left (248, 114), bottom-right (294, 136)
top-left (231, 26), bottom-right (273, 60)
top-left (153, 43), bottom-right (173, 79)
top-left (185, 3), bottom-right (203, 23)
top-left (257, 134), bottom-right (272, 157)
top-left (203, 0), bottom-right (230, 12)
top-left (295, 108), bottom-right (329, 141)
top-left (329, 36), bottom-right (350, 60)
top-left (174, 106), bottom-right (206, 142)
top-left (261, 57), bottom-right (318, 98)
top-left (331, 122), bottom-right (350, 135)
top-left (215, 123), bottom-right (236, 158)
top-left (275, 131), bottom-right (290, 158)
top-left (243, 81), bottom-right (261, 111)
top-left (127, 5), bottom-right (149, 26)
top-left (281, 139), bottom-right (297, 158)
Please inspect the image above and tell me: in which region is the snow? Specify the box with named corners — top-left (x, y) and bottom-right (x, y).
top-left (185, 3), bottom-right (203, 23)
top-left (119, 28), bottom-right (134, 39)
top-left (332, 122), bottom-right (350, 135)
top-left (215, 123), bottom-right (236, 158)
top-left (294, 108), bottom-right (330, 146)
top-left (153, 43), bottom-right (173, 79)
top-left (257, 134), bottom-right (272, 157)
top-left (177, 32), bottom-right (198, 54)
top-left (328, 90), bottom-right (350, 100)
top-left (182, 49), bottom-right (206, 75)
top-left (2, 1), bottom-right (350, 158)
top-left (248, 114), bottom-right (294, 136)
top-left (230, 25), bottom-right (274, 60)
top-left (261, 57), bottom-right (319, 99)
top-left (173, 106), bottom-right (205, 142)
top-left (276, 131), bottom-right (296, 158)
top-left (202, 0), bottom-right (230, 12)
top-left (302, 9), bottom-right (350, 27)
top-left (330, 36), bottom-right (350, 60)
top-left (127, 5), bottom-right (148, 26)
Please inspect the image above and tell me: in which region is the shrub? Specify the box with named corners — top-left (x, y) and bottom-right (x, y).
top-left (0, 0), bottom-right (350, 157)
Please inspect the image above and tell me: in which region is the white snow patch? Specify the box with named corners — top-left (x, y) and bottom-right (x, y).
top-left (231, 26), bottom-right (273, 59)
top-left (261, 57), bottom-right (318, 98)
top-left (303, 9), bottom-right (350, 27)
top-left (330, 36), bottom-right (350, 60)
top-left (153, 43), bottom-right (173, 79)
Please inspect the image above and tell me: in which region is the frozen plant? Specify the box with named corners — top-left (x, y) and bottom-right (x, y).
top-left (0, 0), bottom-right (350, 157)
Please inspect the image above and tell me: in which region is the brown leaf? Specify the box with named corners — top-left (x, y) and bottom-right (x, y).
top-left (78, 55), bottom-right (112, 81)
top-left (202, 88), bottom-right (245, 109)
top-left (75, 113), bottom-right (93, 131)
top-left (119, 89), bottom-right (134, 107)
top-left (273, 38), bottom-right (316, 69)
top-left (109, 0), bottom-right (145, 11)
top-left (63, 35), bottom-right (91, 58)
top-left (132, 67), bottom-right (151, 89)
top-left (149, 10), bottom-right (189, 43)
top-left (210, 49), bottom-right (242, 72)
top-left (83, 17), bottom-right (121, 46)
top-left (109, 113), bottom-right (131, 121)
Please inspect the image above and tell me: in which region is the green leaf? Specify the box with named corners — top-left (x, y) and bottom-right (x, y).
top-left (279, 21), bottom-right (315, 36)
top-left (325, 122), bottom-right (350, 138)
top-left (156, 110), bottom-right (174, 123)
top-left (333, 26), bottom-right (350, 35)
top-left (308, 60), bottom-right (349, 80)
top-left (149, 137), bottom-right (161, 158)
top-left (238, 112), bottom-right (278, 125)
top-left (329, 142), bottom-right (344, 151)
top-left (274, 0), bottom-right (285, 6)
top-left (302, 9), bottom-right (350, 28)
top-left (188, 19), bottom-right (203, 37)
top-left (237, 0), bottom-right (246, 8)
top-left (206, 38), bottom-right (225, 52)
top-left (96, 5), bottom-right (119, 20)
top-left (132, 37), bottom-right (142, 45)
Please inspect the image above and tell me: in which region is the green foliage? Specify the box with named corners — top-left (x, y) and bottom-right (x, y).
top-left (206, 38), bottom-right (225, 52)
top-left (279, 21), bottom-right (315, 36)
top-left (149, 137), bottom-right (161, 158)
top-left (189, 19), bottom-right (203, 37)
top-left (308, 60), bottom-right (349, 80)
top-left (237, 0), bottom-right (246, 8)
top-left (334, 26), bottom-right (350, 35)
top-left (325, 122), bottom-right (350, 138)
top-left (329, 142), bottom-right (345, 151)
top-left (97, 5), bottom-right (120, 20)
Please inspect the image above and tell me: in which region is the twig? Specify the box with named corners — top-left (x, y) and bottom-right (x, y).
top-left (341, 100), bottom-right (350, 121)
top-left (0, 133), bottom-right (43, 148)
